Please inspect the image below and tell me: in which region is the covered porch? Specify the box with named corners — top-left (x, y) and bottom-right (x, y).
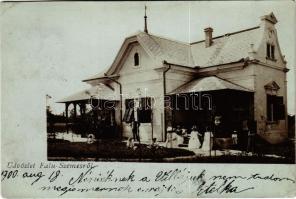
top-left (57, 85), bottom-right (120, 139)
top-left (165, 76), bottom-right (255, 150)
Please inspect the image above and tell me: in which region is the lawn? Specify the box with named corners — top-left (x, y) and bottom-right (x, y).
top-left (47, 139), bottom-right (195, 161)
top-left (170, 154), bottom-right (294, 164)
top-left (48, 139), bottom-right (295, 163)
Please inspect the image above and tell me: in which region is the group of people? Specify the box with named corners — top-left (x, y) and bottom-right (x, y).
top-left (165, 115), bottom-right (254, 152)
top-left (165, 125), bottom-right (213, 150)
top-left (127, 114), bottom-right (254, 152)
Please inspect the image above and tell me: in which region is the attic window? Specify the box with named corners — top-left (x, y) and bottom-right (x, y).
top-left (266, 43), bottom-right (275, 60)
top-left (134, 53), bottom-right (139, 66)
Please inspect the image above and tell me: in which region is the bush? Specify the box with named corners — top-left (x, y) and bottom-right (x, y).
top-left (48, 140), bottom-right (195, 161)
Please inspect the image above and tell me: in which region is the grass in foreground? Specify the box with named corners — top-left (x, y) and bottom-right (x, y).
top-left (48, 139), bottom-right (294, 163)
top-left (48, 139), bottom-right (195, 161)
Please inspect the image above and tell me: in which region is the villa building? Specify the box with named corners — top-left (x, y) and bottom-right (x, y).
top-left (58, 12), bottom-right (289, 145)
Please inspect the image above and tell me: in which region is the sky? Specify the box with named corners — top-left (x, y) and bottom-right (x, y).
top-left (1, 1), bottom-right (295, 114)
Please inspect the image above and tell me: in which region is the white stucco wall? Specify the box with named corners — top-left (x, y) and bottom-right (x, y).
top-left (166, 70), bottom-right (196, 93)
top-left (217, 65), bottom-right (255, 91)
top-left (252, 18), bottom-right (288, 144)
top-left (254, 64), bottom-right (287, 144)
top-left (95, 15), bottom-right (288, 144)
top-left (116, 43), bottom-right (165, 142)
top-left (217, 17), bottom-right (288, 144)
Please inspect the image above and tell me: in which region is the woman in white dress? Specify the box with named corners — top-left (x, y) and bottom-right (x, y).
top-left (165, 127), bottom-right (174, 148)
top-left (188, 125), bottom-right (201, 149)
top-left (171, 132), bottom-right (180, 148)
top-left (202, 131), bottom-right (213, 151)
top-left (166, 126), bottom-right (180, 148)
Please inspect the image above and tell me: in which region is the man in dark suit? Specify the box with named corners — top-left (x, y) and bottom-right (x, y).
top-left (131, 119), bottom-right (140, 142)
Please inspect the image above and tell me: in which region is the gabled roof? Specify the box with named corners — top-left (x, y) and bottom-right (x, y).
top-left (137, 26), bottom-right (261, 68)
top-left (169, 76), bottom-right (253, 94)
top-left (82, 70), bottom-right (107, 82)
top-left (84, 26), bottom-right (261, 81)
top-left (57, 84), bottom-right (119, 103)
top-left (139, 32), bottom-right (194, 67)
top-left (190, 26), bottom-right (260, 67)
top-left (83, 31), bottom-right (194, 81)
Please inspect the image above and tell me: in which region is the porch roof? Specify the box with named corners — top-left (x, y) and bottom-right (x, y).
top-left (169, 76), bottom-right (253, 94)
top-left (57, 84), bottom-right (119, 103)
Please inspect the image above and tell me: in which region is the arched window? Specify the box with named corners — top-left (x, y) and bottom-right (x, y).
top-left (134, 53), bottom-right (139, 66)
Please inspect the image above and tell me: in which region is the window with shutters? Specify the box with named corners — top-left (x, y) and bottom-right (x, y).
top-left (123, 99), bottom-right (134, 123)
top-left (138, 98), bottom-right (152, 123)
top-left (266, 95), bottom-right (285, 122)
top-left (123, 98), bottom-right (152, 123)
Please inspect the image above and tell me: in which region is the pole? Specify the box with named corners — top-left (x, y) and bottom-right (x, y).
top-left (151, 104), bottom-right (154, 141)
top-left (65, 103), bottom-right (69, 133)
top-left (162, 60), bottom-right (171, 142)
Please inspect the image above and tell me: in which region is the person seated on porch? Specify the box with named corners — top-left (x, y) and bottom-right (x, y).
top-left (188, 125), bottom-right (201, 149)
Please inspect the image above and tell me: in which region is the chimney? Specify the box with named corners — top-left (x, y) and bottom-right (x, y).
top-left (204, 27), bottom-right (213, 47)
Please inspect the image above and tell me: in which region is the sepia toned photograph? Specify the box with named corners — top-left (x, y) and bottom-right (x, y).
top-left (43, 2), bottom-right (295, 164)
top-left (2, 1), bottom-right (296, 198)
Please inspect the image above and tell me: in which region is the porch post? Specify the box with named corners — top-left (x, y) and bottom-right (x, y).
top-left (79, 103), bottom-right (85, 116)
top-left (73, 102), bottom-right (77, 119)
top-left (65, 103), bottom-right (69, 133)
top-left (78, 103), bottom-right (82, 116)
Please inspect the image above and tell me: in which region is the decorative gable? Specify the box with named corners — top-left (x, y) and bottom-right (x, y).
top-left (264, 81), bottom-right (280, 94)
